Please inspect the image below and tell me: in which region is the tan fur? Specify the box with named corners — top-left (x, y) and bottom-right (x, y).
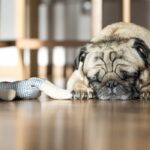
top-left (67, 22), bottom-right (150, 99)
top-left (92, 22), bottom-right (150, 48)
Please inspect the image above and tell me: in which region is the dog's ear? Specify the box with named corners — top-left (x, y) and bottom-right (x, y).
top-left (74, 47), bottom-right (87, 70)
top-left (133, 38), bottom-right (150, 67)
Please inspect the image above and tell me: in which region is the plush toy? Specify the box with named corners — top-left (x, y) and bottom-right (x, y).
top-left (0, 77), bottom-right (72, 101)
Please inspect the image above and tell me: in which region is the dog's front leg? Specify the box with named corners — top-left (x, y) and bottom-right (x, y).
top-left (140, 85), bottom-right (150, 100)
top-left (67, 70), bottom-right (93, 100)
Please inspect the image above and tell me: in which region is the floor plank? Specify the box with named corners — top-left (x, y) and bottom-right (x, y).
top-left (0, 98), bottom-right (150, 150)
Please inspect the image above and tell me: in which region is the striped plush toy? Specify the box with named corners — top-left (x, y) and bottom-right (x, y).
top-left (0, 77), bottom-right (72, 101)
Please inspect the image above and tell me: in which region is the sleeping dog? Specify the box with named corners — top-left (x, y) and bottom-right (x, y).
top-left (67, 22), bottom-right (150, 100)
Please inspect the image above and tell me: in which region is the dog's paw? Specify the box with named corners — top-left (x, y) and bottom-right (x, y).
top-left (140, 92), bottom-right (150, 100)
top-left (72, 90), bottom-right (93, 100)
top-left (70, 80), bottom-right (94, 100)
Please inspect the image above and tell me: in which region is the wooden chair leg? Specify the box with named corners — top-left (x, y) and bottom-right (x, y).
top-left (17, 49), bottom-right (25, 80)
top-left (122, 0), bottom-right (131, 22)
top-left (91, 0), bottom-right (103, 36)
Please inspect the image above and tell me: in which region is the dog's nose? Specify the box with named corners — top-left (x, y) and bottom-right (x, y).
top-left (105, 80), bottom-right (118, 89)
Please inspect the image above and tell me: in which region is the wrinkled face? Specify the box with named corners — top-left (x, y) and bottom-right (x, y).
top-left (80, 38), bottom-right (150, 100)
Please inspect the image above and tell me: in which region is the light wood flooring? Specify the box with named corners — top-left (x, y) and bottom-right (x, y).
top-left (0, 97), bottom-right (150, 150)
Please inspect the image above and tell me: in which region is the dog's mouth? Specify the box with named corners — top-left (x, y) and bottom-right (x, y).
top-left (90, 80), bottom-right (140, 100)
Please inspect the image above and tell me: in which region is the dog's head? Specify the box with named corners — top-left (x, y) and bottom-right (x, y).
top-left (75, 37), bottom-right (150, 100)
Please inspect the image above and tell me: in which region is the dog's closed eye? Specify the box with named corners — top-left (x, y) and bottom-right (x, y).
top-left (121, 70), bottom-right (140, 84)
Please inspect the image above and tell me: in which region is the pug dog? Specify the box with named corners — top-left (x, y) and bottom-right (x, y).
top-left (67, 22), bottom-right (150, 100)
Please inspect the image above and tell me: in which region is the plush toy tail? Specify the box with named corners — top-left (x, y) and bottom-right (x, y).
top-left (0, 89), bottom-right (16, 101)
top-left (39, 80), bottom-right (72, 99)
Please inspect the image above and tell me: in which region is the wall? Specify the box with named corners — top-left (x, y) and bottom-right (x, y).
top-left (0, 0), bottom-right (15, 39)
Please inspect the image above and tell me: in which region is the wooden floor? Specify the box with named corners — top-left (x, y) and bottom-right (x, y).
top-left (0, 97), bottom-right (150, 150)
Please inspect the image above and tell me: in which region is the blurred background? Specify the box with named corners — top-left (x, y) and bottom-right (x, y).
top-left (0, 0), bottom-right (148, 88)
